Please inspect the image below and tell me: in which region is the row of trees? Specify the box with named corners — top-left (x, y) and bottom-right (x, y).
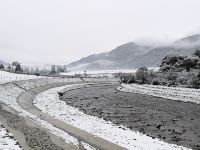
top-left (0, 61), bottom-right (68, 76)
top-left (50, 65), bottom-right (67, 75)
top-left (0, 61), bottom-right (22, 72)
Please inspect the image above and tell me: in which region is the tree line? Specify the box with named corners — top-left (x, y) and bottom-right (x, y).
top-left (0, 61), bottom-right (68, 76)
top-left (0, 61), bottom-right (22, 72)
top-left (121, 49), bottom-right (200, 88)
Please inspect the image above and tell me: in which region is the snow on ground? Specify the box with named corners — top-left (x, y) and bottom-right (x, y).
top-left (15, 77), bottom-right (82, 90)
top-left (0, 78), bottom-right (117, 150)
top-left (81, 77), bottom-right (119, 83)
top-left (34, 84), bottom-right (190, 150)
top-left (13, 77), bottom-right (117, 91)
top-left (0, 123), bottom-right (22, 150)
top-left (0, 70), bottom-right (43, 84)
top-left (118, 83), bottom-right (200, 104)
top-left (81, 141), bottom-right (97, 150)
top-left (60, 69), bottom-right (136, 78)
top-left (0, 78), bottom-right (109, 149)
top-left (0, 81), bottom-right (80, 148)
top-left (60, 69), bottom-right (137, 76)
top-left (60, 68), bottom-right (159, 77)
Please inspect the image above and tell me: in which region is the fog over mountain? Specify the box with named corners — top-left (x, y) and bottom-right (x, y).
top-left (67, 34), bottom-right (200, 71)
top-left (1, 0), bottom-right (200, 64)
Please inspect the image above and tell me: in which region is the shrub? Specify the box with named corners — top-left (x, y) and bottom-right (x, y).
top-left (160, 80), bottom-right (167, 86)
top-left (152, 79), bottom-right (160, 85)
top-left (127, 74), bottom-right (136, 84)
top-left (177, 77), bottom-right (187, 85)
top-left (148, 69), bottom-right (157, 81)
top-left (120, 74), bottom-right (131, 83)
top-left (165, 72), bottom-right (178, 82)
top-left (189, 76), bottom-right (200, 89)
top-left (136, 67), bottom-right (149, 84)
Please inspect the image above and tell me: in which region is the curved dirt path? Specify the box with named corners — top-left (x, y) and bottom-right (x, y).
top-left (17, 82), bottom-right (126, 150)
top-left (60, 84), bottom-right (200, 150)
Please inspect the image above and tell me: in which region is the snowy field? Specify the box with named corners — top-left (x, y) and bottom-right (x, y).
top-left (118, 83), bottom-right (200, 104)
top-left (34, 84), bottom-right (190, 150)
top-left (0, 123), bottom-right (22, 150)
top-left (0, 70), bottom-right (44, 84)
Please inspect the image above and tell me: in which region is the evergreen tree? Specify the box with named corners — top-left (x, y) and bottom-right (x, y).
top-left (7, 64), bottom-right (11, 71)
top-left (11, 61), bottom-right (22, 72)
top-left (15, 63), bottom-right (22, 72)
top-left (50, 65), bottom-right (56, 74)
top-left (0, 64), bottom-right (4, 70)
top-left (135, 67), bottom-right (149, 84)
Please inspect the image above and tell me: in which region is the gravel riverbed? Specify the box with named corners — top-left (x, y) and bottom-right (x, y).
top-left (60, 84), bottom-right (200, 150)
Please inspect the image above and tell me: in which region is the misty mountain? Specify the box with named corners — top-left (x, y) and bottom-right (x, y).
top-left (68, 42), bottom-right (152, 70)
top-left (134, 34), bottom-right (200, 68)
top-left (67, 34), bottom-right (200, 70)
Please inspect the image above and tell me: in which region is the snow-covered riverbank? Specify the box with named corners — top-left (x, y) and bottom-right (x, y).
top-left (0, 82), bottom-right (81, 147)
top-left (0, 77), bottom-right (115, 149)
top-left (34, 84), bottom-right (191, 150)
top-left (118, 83), bottom-right (200, 104)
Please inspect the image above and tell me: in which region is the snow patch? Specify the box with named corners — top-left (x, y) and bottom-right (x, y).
top-left (81, 141), bottom-right (97, 150)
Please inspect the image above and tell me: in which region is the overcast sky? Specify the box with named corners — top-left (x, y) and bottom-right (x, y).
top-left (0, 0), bottom-right (200, 65)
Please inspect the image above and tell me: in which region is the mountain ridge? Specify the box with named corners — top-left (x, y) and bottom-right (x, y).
top-left (67, 34), bottom-right (200, 70)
